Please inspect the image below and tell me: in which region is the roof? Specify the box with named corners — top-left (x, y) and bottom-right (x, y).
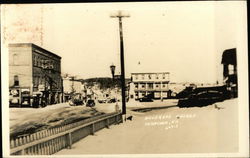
top-left (221, 48), bottom-right (236, 65)
top-left (9, 43), bottom-right (61, 59)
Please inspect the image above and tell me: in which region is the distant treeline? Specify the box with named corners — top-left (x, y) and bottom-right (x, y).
top-left (83, 77), bottom-right (130, 90)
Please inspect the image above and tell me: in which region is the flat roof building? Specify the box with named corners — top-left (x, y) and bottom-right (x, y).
top-left (129, 72), bottom-right (170, 100)
top-left (9, 43), bottom-right (63, 106)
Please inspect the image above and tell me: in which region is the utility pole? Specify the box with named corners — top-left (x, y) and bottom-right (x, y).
top-left (110, 11), bottom-right (130, 118)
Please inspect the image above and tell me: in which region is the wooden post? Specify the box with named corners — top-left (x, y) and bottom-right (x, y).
top-left (10, 140), bottom-right (15, 148)
top-left (106, 119), bottom-right (110, 128)
top-left (91, 123), bottom-right (95, 135)
top-left (67, 133), bottom-right (72, 149)
top-left (115, 115), bottom-right (118, 124)
top-left (27, 135), bottom-right (30, 143)
top-left (20, 149), bottom-right (25, 155)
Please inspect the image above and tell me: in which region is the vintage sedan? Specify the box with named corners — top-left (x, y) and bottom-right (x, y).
top-left (178, 90), bottom-right (225, 107)
top-left (139, 96), bottom-right (153, 102)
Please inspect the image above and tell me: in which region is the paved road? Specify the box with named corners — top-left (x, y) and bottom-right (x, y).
top-left (55, 98), bottom-right (238, 155)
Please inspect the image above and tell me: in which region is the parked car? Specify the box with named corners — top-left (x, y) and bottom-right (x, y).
top-left (98, 98), bottom-right (107, 103)
top-left (178, 90), bottom-right (225, 107)
top-left (139, 96), bottom-right (153, 102)
top-left (69, 93), bottom-right (84, 106)
top-left (107, 98), bottom-right (117, 103)
top-left (86, 99), bottom-right (95, 107)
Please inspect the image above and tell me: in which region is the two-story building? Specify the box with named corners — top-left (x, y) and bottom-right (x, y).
top-left (9, 43), bottom-right (63, 106)
top-left (129, 72), bottom-right (170, 100)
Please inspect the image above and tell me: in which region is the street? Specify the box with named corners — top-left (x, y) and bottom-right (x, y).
top-left (55, 98), bottom-right (238, 154)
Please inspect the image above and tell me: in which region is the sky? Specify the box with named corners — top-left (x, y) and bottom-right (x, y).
top-left (1, 1), bottom-right (246, 83)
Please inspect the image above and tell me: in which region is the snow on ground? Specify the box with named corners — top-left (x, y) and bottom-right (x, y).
top-left (9, 102), bottom-right (104, 139)
top-left (55, 98), bottom-right (239, 154)
top-left (9, 99), bottom-right (178, 139)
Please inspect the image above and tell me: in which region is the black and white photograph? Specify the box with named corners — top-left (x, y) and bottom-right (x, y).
top-left (1, 1), bottom-right (249, 157)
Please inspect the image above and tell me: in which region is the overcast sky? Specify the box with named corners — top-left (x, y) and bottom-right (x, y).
top-left (2, 1), bottom-right (246, 83)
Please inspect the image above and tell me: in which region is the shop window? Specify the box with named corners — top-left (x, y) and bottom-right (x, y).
top-left (14, 75), bottom-right (19, 86)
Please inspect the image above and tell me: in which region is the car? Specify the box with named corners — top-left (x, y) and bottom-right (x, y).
top-left (86, 99), bottom-right (95, 107)
top-left (98, 98), bottom-right (107, 103)
top-left (139, 96), bottom-right (153, 102)
top-left (69, 93), bottom-right (84, 106)
top-left (178, 90), bottom-right (225, 107)
top-left (107, 98), bottom-right (117, 103)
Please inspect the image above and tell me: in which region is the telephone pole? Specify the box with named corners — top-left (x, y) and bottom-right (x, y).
top-left (110, 11), bottom-right (130, 118)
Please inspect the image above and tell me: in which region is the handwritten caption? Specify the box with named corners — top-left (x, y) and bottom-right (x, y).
top-left (144, 114), bottom-right (196, 130)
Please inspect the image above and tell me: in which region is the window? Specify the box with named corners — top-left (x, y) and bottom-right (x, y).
top-left (228, 65), bottom-right (234, 75)
top-left (33, 76), bottom-right (38, 87)
top-left (163, 74), bottom-right (165, 79)
top-left (54, 63), bottom-right (57, 71)
top-left (51, 61), bottom-right (54, 69)
top-left (148, 83), bottom-right (153, 89)
top-left (148, 74), bottom-right (151, 79)
top-left (136, 75), bottom-right (138, 79)
top-left (135, 92), bottom-right (138, 96)
top-left (33, 55), bottom-right (37, 66)
top-left (141, 84), bottom-right (145, 88)
top-left (156, 74), bottom-right (159, 79)
top-left (141, 75), bottom-right (145, 80)
top-left (13, 54), bottom-right (18, 65)
top-left (37, 57), bottom-right (41, 67)
top-left (135, 83), bottom-right (138, 89)
top-left (38, 76), bottom-right (42, 84)
top-left (14, 75), bottom-right (19, 86)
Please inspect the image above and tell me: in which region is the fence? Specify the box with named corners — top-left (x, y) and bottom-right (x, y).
top-left (10, 112), bottom-right (123, 155)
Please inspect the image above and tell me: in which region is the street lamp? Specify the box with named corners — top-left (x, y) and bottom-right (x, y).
top-left (110, 64), bottom-right (116, 80)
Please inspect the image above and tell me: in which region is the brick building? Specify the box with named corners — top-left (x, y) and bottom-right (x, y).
top-left (9, 43), bottom-right (63, 106)
top-left (129, 72), bottom-right (170, 100)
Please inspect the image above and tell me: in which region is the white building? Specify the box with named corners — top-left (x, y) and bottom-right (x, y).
top-left (129, 72), bottom-right (170, 100)
top-left (62, 76), bottom-right (85, 101)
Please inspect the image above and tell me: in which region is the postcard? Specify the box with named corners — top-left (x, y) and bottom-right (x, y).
top-left (1, 1), bottom-right (249, 157)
